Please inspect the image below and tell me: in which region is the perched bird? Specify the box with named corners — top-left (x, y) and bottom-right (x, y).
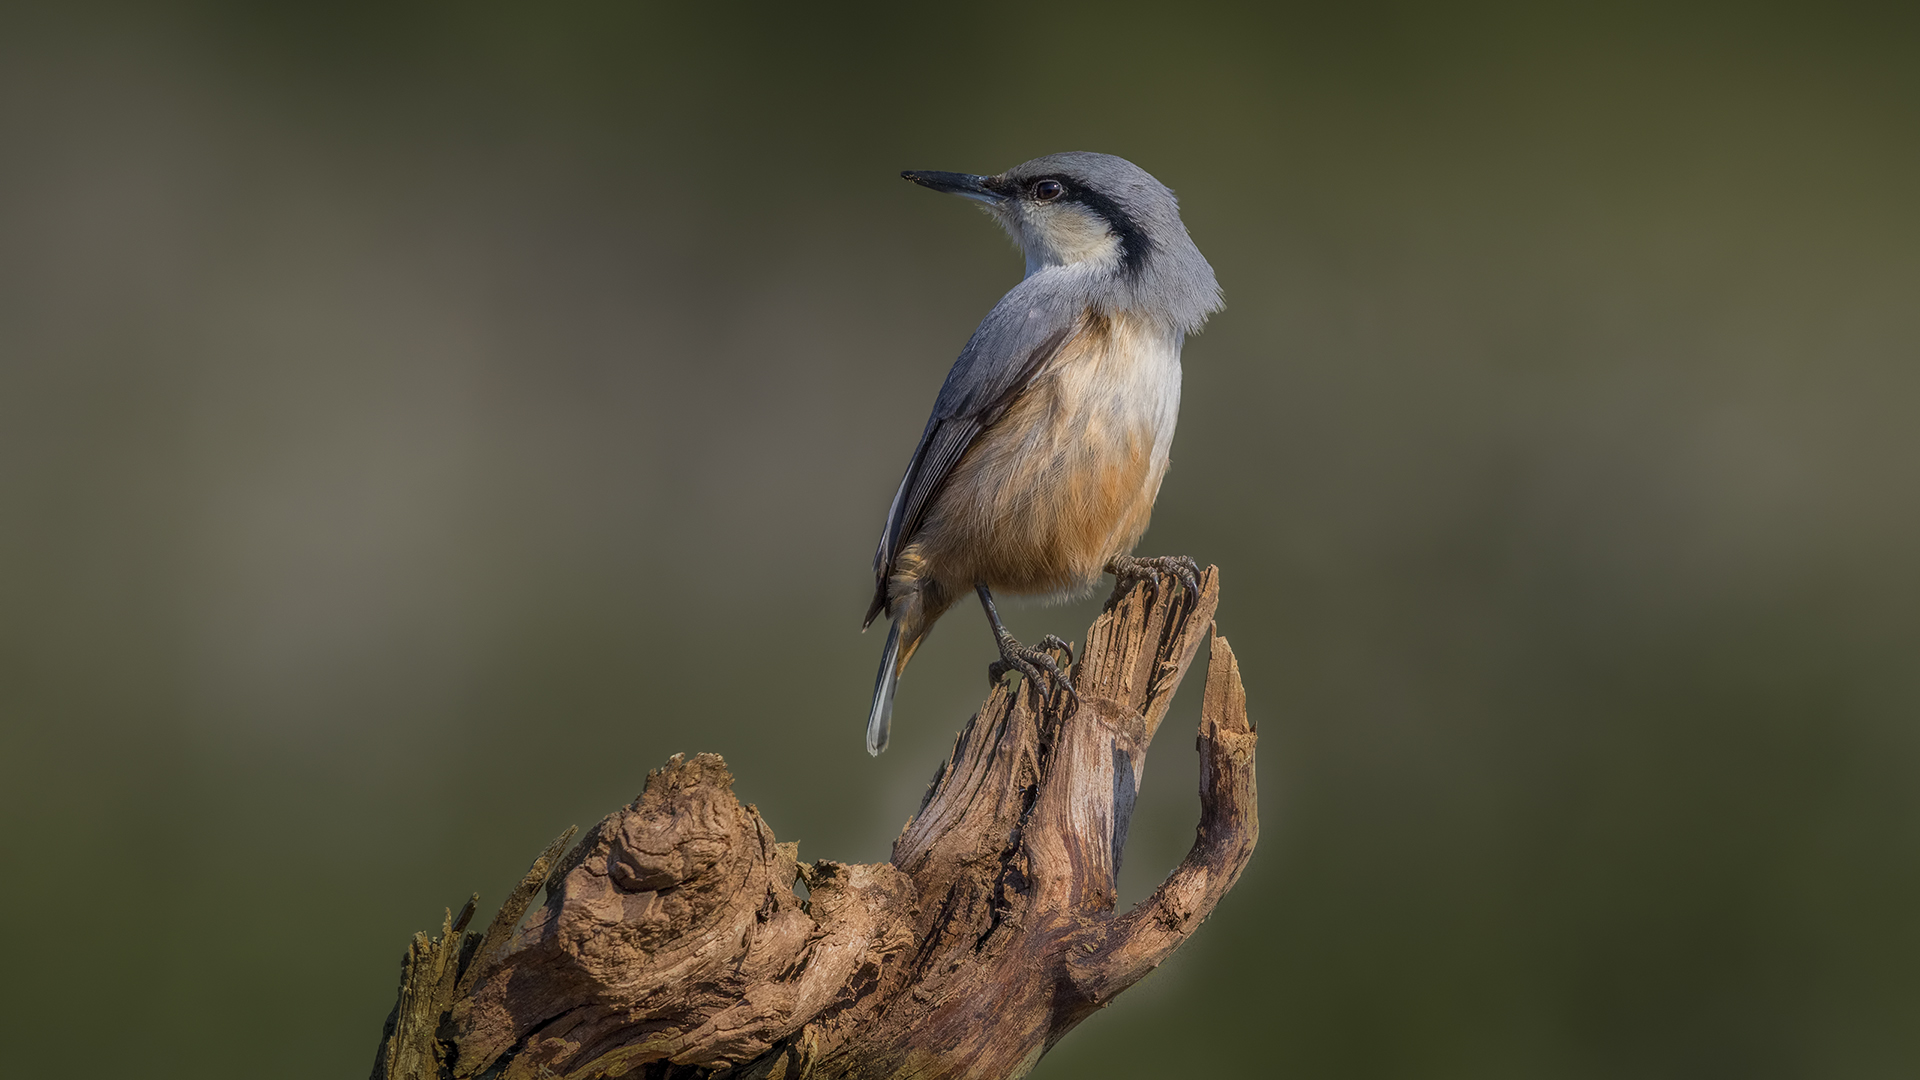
top-left (864, 152), bottom-right (1222, 756)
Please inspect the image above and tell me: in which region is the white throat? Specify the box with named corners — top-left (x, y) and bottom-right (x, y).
top-left (997, 204), bottom-right (1122, 278)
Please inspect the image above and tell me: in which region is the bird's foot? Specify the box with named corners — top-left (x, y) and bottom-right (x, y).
top-left (988, 632), bottom-right (1077, 708)
top-left (1105, 554), bottom-right (1203, 608)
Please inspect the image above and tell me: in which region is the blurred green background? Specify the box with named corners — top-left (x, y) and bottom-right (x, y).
top-left (3, 2), bottom-right (1917, 1076)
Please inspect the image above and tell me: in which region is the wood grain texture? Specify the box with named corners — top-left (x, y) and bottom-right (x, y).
top-left (371, 567), bottom-right (1257, 1080)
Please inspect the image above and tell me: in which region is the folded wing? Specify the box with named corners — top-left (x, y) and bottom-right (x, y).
top-left (867, 278), bottom-right (1084, 625)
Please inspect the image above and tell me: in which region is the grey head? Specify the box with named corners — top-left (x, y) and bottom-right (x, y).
top-left (902, 151), bottom-right (1222, 334)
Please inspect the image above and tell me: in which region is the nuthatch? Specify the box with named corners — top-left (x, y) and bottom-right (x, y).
top-left (865, 152), bottom-right (1222, 755)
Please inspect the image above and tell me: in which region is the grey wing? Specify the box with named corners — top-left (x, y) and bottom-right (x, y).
top-left (865, 280), bottom-right (1083, 625)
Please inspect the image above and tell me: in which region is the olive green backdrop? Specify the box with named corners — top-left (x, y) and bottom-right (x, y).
top-left (2, 2), bottom-right (1916, 1076)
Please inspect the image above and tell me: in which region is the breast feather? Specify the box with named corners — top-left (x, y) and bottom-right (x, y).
top-left (904, 313), bottom-right (1181, 598)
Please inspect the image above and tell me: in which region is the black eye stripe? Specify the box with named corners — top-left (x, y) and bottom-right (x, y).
top-left (1064, 186), bottom-right (1149, 276)
top-left (1009, 173), bottom-right (1150, 278)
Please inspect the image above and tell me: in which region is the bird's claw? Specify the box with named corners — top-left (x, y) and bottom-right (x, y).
top-left (988, 633), bottom-right (1077, 707)
top-left (1105, 554), bottom-right (1203, 608)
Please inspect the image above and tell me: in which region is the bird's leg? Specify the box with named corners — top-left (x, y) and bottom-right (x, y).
top-left (976, 584), bottom-right (1077, 705)
top-left (1105, 553), bottom-right (1203, 608)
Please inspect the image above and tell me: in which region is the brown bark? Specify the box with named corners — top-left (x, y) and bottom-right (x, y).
top-left (372, 567), bottom-right (1257, 1080)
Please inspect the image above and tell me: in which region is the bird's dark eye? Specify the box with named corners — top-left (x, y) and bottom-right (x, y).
top-left (1033, 179), bottom-right (1064, 201)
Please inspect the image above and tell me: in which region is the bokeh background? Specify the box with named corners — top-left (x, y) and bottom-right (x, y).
top-left (3, 2), bottom-right (1917, 1076)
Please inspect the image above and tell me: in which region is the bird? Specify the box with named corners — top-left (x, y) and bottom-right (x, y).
top-left (864, 151), bottom-right (1222, 756)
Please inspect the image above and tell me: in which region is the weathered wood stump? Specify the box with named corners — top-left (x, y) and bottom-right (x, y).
top-left (373, 567), bottom-right (1257, 1080)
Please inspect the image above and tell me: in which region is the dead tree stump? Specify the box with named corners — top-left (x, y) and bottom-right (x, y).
top-left (372, 567), bottom-right (1257, 1080)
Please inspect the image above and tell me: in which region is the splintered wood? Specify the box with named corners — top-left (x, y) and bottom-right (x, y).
top-left (372, 568), bottom-right (1257, 1080)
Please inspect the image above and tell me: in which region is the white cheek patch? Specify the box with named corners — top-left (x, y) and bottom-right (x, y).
top-left (1023, 205), bottom-right (1120, 269)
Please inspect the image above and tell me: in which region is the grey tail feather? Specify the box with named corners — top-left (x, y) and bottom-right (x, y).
top-left (867, 619), bottom-right (902, 756)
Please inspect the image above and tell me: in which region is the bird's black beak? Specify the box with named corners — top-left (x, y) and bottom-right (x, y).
top-left (901, 170), bottom-right (1007, 204)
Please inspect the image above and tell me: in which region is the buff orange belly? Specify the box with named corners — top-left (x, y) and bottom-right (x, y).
top-left (898, 312), bottom-right (1181, 607)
